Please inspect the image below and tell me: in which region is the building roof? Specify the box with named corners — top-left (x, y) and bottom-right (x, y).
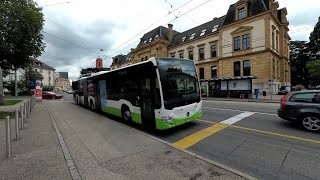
top-left (32, 58), bottom-right (55, 71)
top-left (139, 26), bottom-right (180, 45)
top-left (112, 53), bottom-right (131, 65)
top-left (223, 0), bottom-right (268, 26)
top-left (169, 16), bottom-right (226, 47)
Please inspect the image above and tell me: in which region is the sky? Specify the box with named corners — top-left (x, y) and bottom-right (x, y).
top-left (35, 0), bottom-right (320, 80)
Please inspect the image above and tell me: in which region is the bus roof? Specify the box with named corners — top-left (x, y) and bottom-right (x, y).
top-left (74, 57), bottom-right (194, 81)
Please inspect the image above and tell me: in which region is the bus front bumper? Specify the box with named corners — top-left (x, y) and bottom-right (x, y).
top-left (155, 111), bottom-right (202, 130)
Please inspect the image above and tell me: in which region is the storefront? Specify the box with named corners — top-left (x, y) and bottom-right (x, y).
top-left (200, 76), bottom-right (256, 98)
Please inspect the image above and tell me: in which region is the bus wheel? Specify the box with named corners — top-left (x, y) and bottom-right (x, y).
top-left (122, 106), bottom-right (131, 122)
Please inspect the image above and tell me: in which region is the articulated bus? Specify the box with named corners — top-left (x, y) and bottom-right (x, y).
top-left (72, 57), bottom-right (202, 130)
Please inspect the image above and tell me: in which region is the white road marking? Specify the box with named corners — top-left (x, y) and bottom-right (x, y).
top-left (203, 107), bottom-right (278, 116)
top-left (220, 112), bottom-right (256, 125)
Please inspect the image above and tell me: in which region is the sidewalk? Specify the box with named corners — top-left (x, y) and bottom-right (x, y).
top-left (0, 101), bottom-right (254, 179)
top-left (203, 94), bottom-right (283, 103)
top-left (0, 102), bottom-right (70, 180)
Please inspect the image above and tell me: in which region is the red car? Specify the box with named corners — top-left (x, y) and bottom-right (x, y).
top-left (42, 91), bottom-right (63, 99)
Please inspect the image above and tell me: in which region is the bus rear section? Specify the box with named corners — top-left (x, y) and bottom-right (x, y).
top-left (154, 58), bottom-right (202, 130)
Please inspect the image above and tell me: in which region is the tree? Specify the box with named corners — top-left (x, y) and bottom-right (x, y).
top-left (290, 41), bottom-right (312, 87)
top-left (0, 0), bottom-right (45, 71)
top-left (309, 17), bottom-right (320, 59)
top-left (0, 0), bottom-right (45, 103)
top-left (290, 17), bottom-right (320, 87)
top-left (307, 60), bottom-right (320, 85)
top-left (80, 67), bottom-right (110, 78)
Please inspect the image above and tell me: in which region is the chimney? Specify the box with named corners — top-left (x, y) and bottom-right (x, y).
top-left (96, 57), bottom-right (103, 69)
top-left (168, 24), bottom-right (173, 42)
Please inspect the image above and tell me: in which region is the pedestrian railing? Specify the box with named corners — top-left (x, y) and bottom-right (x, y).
top-left (4, 95), bottom-right (36, 158)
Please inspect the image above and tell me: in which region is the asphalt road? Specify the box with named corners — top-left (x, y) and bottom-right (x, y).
top-left (60, 93), bottom-right (320, 179)
top-left (158, 100), bottom-right (320, 180)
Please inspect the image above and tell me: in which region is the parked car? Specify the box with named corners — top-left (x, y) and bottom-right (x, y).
top-left (316, 85), bottom-right (320, 89)
top-left (278, 86), bottom-right (291, 95)
top-left (42, 91), bottom-right (63, 99)
top-left (277, 90), bottom-right (320, 132)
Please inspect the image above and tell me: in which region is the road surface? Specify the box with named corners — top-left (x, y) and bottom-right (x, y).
top-left (59, 93), bottom-right (320, 179)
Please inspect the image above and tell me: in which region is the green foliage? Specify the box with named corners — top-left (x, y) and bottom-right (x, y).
top-left (4, 80), bottom-right (29, 96)
top-left (309, 17), bottom-right (320, 58)
top-left (290, 41), bottom-right (311, 86)
top-left (290, 18), bottom-right (320, 87)
top-left (0, 0), bottom-right (45, 70)
top-left (0, 111), bottom-right (15, 119)
top-left (307, 60), bottom-right (320, 85)
top-left (80, 67), bottom-right (110, 78)
top-left (0, 100), bottom-right (22, 106)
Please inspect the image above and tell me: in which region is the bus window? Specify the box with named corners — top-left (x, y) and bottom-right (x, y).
top-left (154, 77), bottom-right (161, 109)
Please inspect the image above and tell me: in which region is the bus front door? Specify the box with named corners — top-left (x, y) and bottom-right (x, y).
top-left (140, 78), bottom-right (155, 129)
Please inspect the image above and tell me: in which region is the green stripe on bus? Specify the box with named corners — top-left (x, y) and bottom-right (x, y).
top-left (102, 106), bottom-right (142, 124)
top-left (156, 111), bottom-right (202, 130)
top-left (102, 107), bottom-right (121, 117)
top-left (131, 112), bottom-right (142, 124)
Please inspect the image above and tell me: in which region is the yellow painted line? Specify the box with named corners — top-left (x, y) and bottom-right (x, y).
top-left (198, 119), bottom-right (320, 144)
top-left (173, 123), bottom-right (229, 149)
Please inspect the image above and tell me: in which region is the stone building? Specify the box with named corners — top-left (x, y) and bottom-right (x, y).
top-left (112, 0), bottom-right (290, 97)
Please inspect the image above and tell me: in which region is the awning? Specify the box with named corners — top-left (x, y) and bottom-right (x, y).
top-left (205, 75), bottom-right (257, 81)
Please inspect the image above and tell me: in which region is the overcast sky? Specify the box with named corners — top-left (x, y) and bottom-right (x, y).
top-left (35, 0), bottom-right (320, 80)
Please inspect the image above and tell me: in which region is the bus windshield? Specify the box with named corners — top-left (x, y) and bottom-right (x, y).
top-left (157, 58), bottom-right (200, 110)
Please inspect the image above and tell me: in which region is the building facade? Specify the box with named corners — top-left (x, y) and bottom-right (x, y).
top-left (32, 59), bottom-right (55, 87)
top-left (111, 0), bottom-right (290, 97)
top-left (55, 77), bottom-right (71, 91)
top-left (3, 68), bottom-right (25, 82)
top-left (55, 72), bottom-right (69, 79)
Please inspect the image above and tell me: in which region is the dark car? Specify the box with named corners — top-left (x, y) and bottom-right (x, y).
top-left (42, 91), bottom-right (63, 99)
top-left (277, 90), bottom-right (320, 132)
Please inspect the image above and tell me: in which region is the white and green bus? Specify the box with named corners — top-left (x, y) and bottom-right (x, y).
top-left (72, 57), bottom-right (202, 130)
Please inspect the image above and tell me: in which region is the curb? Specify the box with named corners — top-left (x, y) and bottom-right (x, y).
top-left (109, 117), bottom-right (257, 180)
top-left (46, 103), bottom-right (81, 180)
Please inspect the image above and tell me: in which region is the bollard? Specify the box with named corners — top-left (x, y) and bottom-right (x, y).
top-left (5, 116), bottom-right (12, 158)
top-left (29, 99), bottom-right (31, 113)
top-left (15, 109), bottom-right (19, 140)
top-left (20, 105), bottom-right (24, 129)
top-left (29, 99), bottom-right (31, 114)
top-left (26, 100), bottom-right (29, 118)
top-left (24, 102), bottom-right (27, 122)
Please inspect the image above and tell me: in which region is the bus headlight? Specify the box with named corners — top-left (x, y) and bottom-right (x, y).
top-left (161, 116), bottom-right (174, 123)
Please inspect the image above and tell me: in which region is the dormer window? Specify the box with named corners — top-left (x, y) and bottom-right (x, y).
top-left (212, 25), bottom-right (219, 32)
top-left (200, 29), bottom-right (207, 36)
top-left (238, 7), bottom-right (246, 20)
top-left (182, 36), bottom-right (186, 42)
top-left (190, 33), bottom-right (196, 40)
top-left (149, 38), bottom-right (152, 43)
